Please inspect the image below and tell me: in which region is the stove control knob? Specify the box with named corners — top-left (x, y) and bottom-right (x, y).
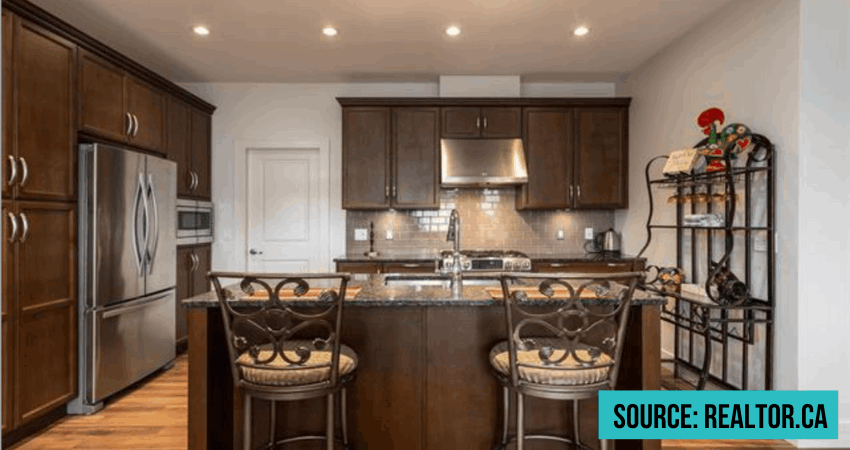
top-left (522, 260), bottom-right (531, 270)
top-left (504, 261), bottom-right (513, 271)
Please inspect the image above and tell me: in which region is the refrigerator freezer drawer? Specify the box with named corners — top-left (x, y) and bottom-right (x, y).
top-left (91, 290), bottom-right (175, 403)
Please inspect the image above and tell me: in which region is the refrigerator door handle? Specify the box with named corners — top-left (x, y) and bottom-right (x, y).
top-left (132, 172), bottom-right (147, 275)
top-left (101, 291), bottom-right (170, 319)
top-left (145, 174), bottom-right (159, 274)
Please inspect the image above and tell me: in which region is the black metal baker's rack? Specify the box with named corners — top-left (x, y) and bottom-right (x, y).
top-left (638, 134), bottom-right (775, 390)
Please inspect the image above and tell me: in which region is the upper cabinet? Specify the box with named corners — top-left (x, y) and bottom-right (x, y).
top-left (78, 49), bottom-right (166, 154)
top-left (3, 15), bottom-right (76, 202)
top-left (517, 108), bottom-right (574, 210)
top-left (190, 109), bottom-right (212, 200)
top-left (573, 108), bottom-right (628, 209)
top-left (342, 107), bottom-right (440, 210)
top-left (166, 99), bottom-right (211, 200)
top-left (441, 107), bottom-right (521, 138)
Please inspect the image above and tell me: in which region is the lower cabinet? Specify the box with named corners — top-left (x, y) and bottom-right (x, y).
top-left (176, 244), bottom-right (211, 348)
top-left (2, 200), bottom-right (76, 434)
top-left (336, 261), bottom-right (436, 274)
top-left (532, 260), bottom-right (644, 273)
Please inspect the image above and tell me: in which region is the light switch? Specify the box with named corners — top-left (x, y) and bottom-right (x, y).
top-left (354, 228), bottom-right (368, 241)
top-left (584, 227), bottom-right (595, 240)
top-left (385, 229), bottom-right (394, 240)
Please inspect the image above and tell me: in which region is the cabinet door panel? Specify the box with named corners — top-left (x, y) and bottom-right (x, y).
top-left (192, 245), bottom-right (212, 296)
top-left (17, 303), bottom-right (75, 424)
top-left (16, 202), bottom-right (75, 313)
top-left (441, 107), bottom-right (481, 138)
top-left (2, 201), bottom-right (15, 433)
top-left (175, 247), bottom-right (193, 347)
top-left (518, 108), bottom-right (572, 209)
top-left (78, 49), bottom-right (127, 142)
top-left (191, 109), bottom-right (212, 200)
top-left (393, 108), bottom-right (440, 209)
top-left (167, 98), bottom-right (194, 198)
top-left (15, 19), bottom-right (76, 201)
top-left (574, 108), bottom-right (628, 209)
top-left (336, 262), bottom-right (381, 274)
top-left (2, 11), bottom-right (14, 199)
top-left (2, 311), bottom-right (13, 433)
top-left (480, 107), bottom-right (521, 138)
top-left (342, 108), bottom-right (391, 209)
top-left (127, 77), bottom-right (165, 153)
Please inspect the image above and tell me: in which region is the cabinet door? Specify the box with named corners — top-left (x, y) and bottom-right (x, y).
top-left (78, 49), bottom-right (128, 143)
top-left (392, 108), bottom-right (440, 209)
top-left (14, 19), bottom-right (76, 201)
top-left (167, 98), bottom-right (194, 198)
top-left (14, 201), bottom-right (76, 425)
top-left (190, 109), bottom-right (212, 200)
top-left (480, 107), bottom-right (521, 138)
top-left (192, 244), bottom-right (212, 296)
top-left (441, 107), bottom-right (481, 138)
top-left (336, 262), bottom-right (381, 274)
top-left (126, 77), bottom-right (165, 153)
top-left (342, 108), bottom-right (391, 209)
top-left (517, 108), bottom-right (573, 209)
top-left (175, 246), bottom-right (194, 347)
top-left (574, 108), bottom-right (628, 209)
top-left (383, 262), bottom-right (436, 274)
top-left (2, 201), bottom-right (15, 433)
top-left (2, 11), bottom-right (13, 200)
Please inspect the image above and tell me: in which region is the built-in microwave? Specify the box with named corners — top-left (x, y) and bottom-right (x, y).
top-left (177, 199), bottom-right (213, 245)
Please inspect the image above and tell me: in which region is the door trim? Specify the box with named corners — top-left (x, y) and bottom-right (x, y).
top-left (233, 139), bottom-right (331, 273)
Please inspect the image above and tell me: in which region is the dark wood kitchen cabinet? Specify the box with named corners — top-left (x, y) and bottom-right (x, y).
top-left (79, 49), bottom-right (166, 154)
top-left (2, 14), bottom-right (76, 202)
top-left (2, 201), bottom-right (14, 434)
top-left (342, 107), bottom-right (439, 210)
top-left (574, 108), bottom-right (628, 209)
top-left (441, 107), bottom-right (521, 138)
top-left (167, 99), bottom-right (212, 200)
top-left (2, 201), bottom-right (76, 427)
top-left (517, 108), bottom-right (574, 209)
top-left (176, 244), bottom-right (212, 348)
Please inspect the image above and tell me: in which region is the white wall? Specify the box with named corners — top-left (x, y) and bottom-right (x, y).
top-left (180, 81), bottom-right (616, 274)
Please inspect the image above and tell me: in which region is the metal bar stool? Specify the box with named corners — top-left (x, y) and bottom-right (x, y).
top-left (490, 272), bottom-right (642, 450)
top-left (209, 272), bottom-right (356, 450)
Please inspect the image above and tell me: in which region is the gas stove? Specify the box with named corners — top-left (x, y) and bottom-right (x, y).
top-left (438, 249), bottom-right (532, 273)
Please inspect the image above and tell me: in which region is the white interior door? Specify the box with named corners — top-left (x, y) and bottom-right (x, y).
top-left (246, 148), bottom-right (325, 273)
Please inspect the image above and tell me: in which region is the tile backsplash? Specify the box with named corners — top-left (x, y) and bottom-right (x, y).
top-left (345, 188), bottom-right (615, 256)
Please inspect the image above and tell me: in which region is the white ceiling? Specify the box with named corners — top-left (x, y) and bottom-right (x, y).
top-left (30, 0), bottom-right (731, 83)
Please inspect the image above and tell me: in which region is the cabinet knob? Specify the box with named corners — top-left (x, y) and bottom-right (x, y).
top-left (249, 248), bottom-right (263, 256)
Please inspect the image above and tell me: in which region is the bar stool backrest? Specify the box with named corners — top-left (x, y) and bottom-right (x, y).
top-left (498, 272), bottom-right (642, 389)
top-left (208, 272), bottom-right (351, 390)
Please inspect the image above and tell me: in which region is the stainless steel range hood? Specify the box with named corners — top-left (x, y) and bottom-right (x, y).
top-left (440, 139), bottom-right (528, 187)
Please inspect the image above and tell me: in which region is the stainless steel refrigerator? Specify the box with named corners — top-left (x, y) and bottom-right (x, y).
top-left (68, 143), bottom-right (177, 414)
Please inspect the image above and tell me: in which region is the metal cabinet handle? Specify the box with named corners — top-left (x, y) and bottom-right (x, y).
top-left (194, 253), bottom-right (200, 271)
top-left (402, 263), bottom-right (426, 268)
top-left (133, 114), bottom-right (139, 137)
top-left (7, 155), bottom-right (17, 186)
top-left (476, 116), bottom-right (481, 130)
top-left (483, 117), bottom-right (488, 129)
top-left (126, 112), bottom-right (133, 135)
top-left (19, 212), bottom-right (29, 243)
top-left (576, 186), bottom-right (581, 199)
top-left (19, 157), bottom-right (28, 187)
top-left (7, 212), bottom-right (18, 243)
top-left (392, 185), bottom-right (397, 198)
top-left (549, 263), bottom-right (566, 268)
top-left (569, 185), bottom-right (574, 202)
top-left (385, 185), bottom-right (389, 198)
top-left (192, 171), bottom-right (199, 191)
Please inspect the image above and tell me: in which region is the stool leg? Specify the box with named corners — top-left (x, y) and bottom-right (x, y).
top-left (269, 400), bottom-right (276, 449)
top-left (601, 439), bottom-right (609, 450)
top-left (326, 394), bottom-right (335, 450)
top-left (500, 386), bottom-right (509, 448)
top-left (573, 399), bottom-right (580, 449)
top-left (341, 388), bottom-right (350, 449)
top-left (243, 394), bottom-right (252, 450)
top-left (516, 392), bottom-right (524, 450)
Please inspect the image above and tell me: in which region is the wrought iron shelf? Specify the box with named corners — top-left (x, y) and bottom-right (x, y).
top-left (648, 224), bottom-right (771, 231)
top-left (649, 165), bottom-right (770, 186)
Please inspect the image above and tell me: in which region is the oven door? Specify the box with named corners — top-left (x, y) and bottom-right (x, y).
top-left (194, 201), bottom-right (213, 244)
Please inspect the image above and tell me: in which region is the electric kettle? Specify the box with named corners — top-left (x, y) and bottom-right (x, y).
top-left (594, 229), bottom-right (621, 253)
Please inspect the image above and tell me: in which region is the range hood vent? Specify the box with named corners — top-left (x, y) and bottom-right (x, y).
top-left (440, 139), bottom-right (528, 187)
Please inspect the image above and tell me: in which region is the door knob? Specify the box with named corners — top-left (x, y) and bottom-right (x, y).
top-left (249, 248), bottom-right (263, 255)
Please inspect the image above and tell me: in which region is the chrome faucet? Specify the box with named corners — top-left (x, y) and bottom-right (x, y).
top-left (446, 209), bottom-right (462, 294)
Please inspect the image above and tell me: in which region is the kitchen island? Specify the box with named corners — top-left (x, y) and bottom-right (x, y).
top-left (184, 274), bottom-right (662, 450)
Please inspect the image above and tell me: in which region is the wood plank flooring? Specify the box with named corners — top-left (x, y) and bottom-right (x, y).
top-left (6, 352), bottom-right (793, 450)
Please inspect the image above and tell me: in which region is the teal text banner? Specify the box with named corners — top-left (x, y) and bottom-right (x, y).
top-left (598, 390), bottom-right (838, 439)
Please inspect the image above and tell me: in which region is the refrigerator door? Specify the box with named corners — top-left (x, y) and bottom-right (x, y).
top-left (88, 144), bottom-right (147, 308)
top-left (144, 155), bottom-right (177, 295)
top-left (90, 290), bottom-right (175, 404)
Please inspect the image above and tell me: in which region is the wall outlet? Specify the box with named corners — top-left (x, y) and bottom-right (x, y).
top-left (584, 227), bottom-right (595, 240)
top-left (385, 229), bottom-right (394, 240)
top-left (354, 228), bottom-right (368, 241)
top-left (557, 229), bottom-right (565, 240)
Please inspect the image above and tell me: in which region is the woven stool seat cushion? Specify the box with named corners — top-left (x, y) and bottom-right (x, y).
top-left (489, 338), bottom-right (612, 386)
top-left (237, 341), bottom-right (358, 387)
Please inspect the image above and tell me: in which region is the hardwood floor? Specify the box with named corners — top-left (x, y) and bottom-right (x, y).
top-left (5, 352), bottom-right (793, 450)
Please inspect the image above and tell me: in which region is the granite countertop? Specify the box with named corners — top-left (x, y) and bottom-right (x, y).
top-left (334, 252), bottom-right (645, 263)
top-left (184, 273), bottom-right (664, 308)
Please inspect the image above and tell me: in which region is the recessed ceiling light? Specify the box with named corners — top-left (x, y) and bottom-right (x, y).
top-left (193, 25), bottom-right (210, 36)
top-left (574, 26), bottom-right (589, 36)
top-left (446, 25), bottom-right (461, 37)
top-left (322, 26), bottom-right (339, 37)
